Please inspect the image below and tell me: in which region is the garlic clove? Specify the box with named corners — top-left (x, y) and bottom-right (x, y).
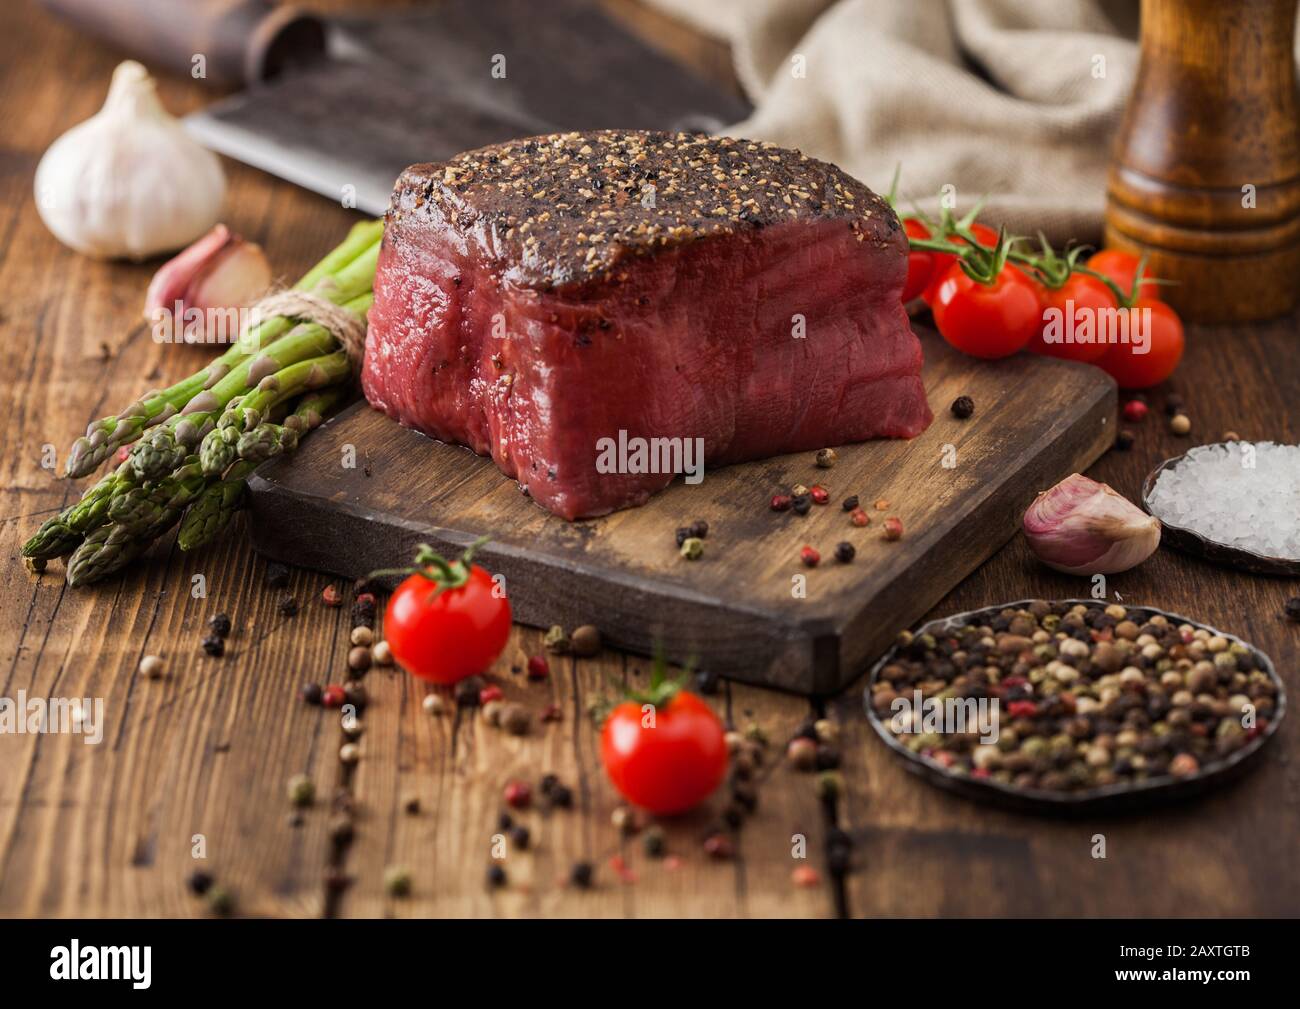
top-left (1023, 473), bottom-right (1161, 575)
top-left (35, 61), bottom-right (225, 260)
top-left (144, 225), bottom-right (272, 344)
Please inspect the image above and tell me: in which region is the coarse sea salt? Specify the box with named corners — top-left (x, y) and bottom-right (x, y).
top-left (1147, 442), bottom-right (1300, 560)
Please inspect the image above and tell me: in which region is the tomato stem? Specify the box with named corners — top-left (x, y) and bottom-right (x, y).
top-left (367, 535), bottom-right (491, 597)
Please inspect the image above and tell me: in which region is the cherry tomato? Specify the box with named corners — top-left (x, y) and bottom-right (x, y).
top-left (922, 222), bottom-right (999, 306)
top-left (385, 562), bottom-right (511, 684)
top-left (1097, 299), bottom-right (1184, 389)
top-left (601, 690), bottom-right (727, 815)
top-left (1027, 273), bottom-right (1115, 363)
top-left (931, 262), bottom-right (1042, 359)
top-left (901, 218), bottom-right (933, 302)
top-left (1088, 249), bottom-right (1163, 302)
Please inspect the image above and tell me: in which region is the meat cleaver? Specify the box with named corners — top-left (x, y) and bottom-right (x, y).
top-left (40, 0), bottom-right (750, 215)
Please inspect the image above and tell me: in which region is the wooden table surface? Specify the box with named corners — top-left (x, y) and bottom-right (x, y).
top-left (2, 0), bottom-right (1297, 919)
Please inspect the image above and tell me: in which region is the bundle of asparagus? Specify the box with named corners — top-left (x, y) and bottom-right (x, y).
top-left (22, 219), bottom-right (383, 585)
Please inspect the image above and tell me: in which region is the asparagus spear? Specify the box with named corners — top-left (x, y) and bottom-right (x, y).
top-left (129, 294), bottom-right (370, 481)
top-left (177, 388), bottom-right (345, 552)
top-left (65, 222), bottom-right (382, 478)
top-left (21, 463), bottom-right (136, 560)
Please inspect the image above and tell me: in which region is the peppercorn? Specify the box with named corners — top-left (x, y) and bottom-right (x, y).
top-left (422, 693), bottom-right (446, 716)
top-left (816, 447), bottom-right (838, 468)
top-left (287, 774), bottom-right (315, 807)
top-left (792, 484), bottom-right (809, 496)
top-left (810, 485), bottom-right (830, 505)
top-left (1284, 597), bottom-right (1300, 622)
top-left (950, 395), bottom-right (975, 419)
top-left (479, 685), bottom-right (504, 705)
top-left (540, 702), bottom-right (563, 722)
top-left (347, 645), bottom-right (372, 673)
top-left (300, 683), bottom-right (323, 705)
top-left (544, 624), bottom-right (570, 653)
top-left (200, 634), bottom-right (224, 657)
top-left (703, 833), bottom-right (734, 859)
top-left (792, 865), bottom-right (821, 887)
top-left (486, 864), bottom-right (507, 888)
top-left (642, 825), bottom-right (667, 858)
top-left (680, 536), bottom-right (705, 560)
top-left (1223, 431), bottom-right (1241, 442)
top-left (504, 780), bottom-right (532, 809)
top-left (548, 783), bottom-right (574, 808)
top-left (138, 654), bottom-right (165, 679)
top-left (339, 742), bottom-right (361, 766)
top-left (882, 517), bottom-right (904, 541)
top-left (1164, 393), bottom-right (1184, 416)
top-left (800, 545), bottom-right (820, 568)
top-left (350, 625), bottom-right (374, 647)
top-left (1169, 753), bottom-right (1199, 777)
top-left (850, 507), bottom-right (870, 527)
top-left (208, 612), bottom-right (232, 638)
top-left (329, 814), bottom-right (355, 845)
top-left (874, 498), bottom-right (890, 511)
top-left (322, 684), bottom-right (346, 708)
top-left (570, 862), bottom-right (595, 888)
top-left (526, 655), bottom-right (550, 681)
top-left (481, 699), bottom-right (505, 726)
top-left (277, 595), bottom-right (298, 617)
top-left (187, 869), bottom-right (214, 896)
top-left (611, 805), bottom-right (637, 834)
top-left (501, 703), bottom-right (531, 736)
top-left (815, 744), bottom-right (842, 770)
top-left (372, 640), bottom-right (394, 666)
top-left (1170, 413), bottom-right (1191, 435)
top-left (383, 866), bottom-right (412, 897)
top-left (770, 493), bottom-right (793, 512)
top-left (510, 824), bottom-right (531, 849)
top-left (792, 493), bottom-right (813, 515)
top-left (265, 562), bottom-right (289, 588)
top-left (1122, 399), bottom-right (1148, 422)
top-left (834, 541), bottom-right (856, 564)
top-left (787, 737), bottom-right (817, 771)
top-left (455, 676), bottom-right (486, 706)
top-left (814, 718), bottom-right (839, 744)
top-left (321, 584), bottom-right (343, 607)
top-left (404, 795), bottom-right (420, 815)
top-left (351, 593), bottom-right (376, 628)
top-left (814, 770), bottom-right (843, 801)
top-left (689, 520), bottom-right (709, 539)
top-left (206, 885), bottom-right (234, 916)
top-left (343, 682), bottom-right (367, 710)
top-left (842, 495), bottom-right (859, 512)
top-left (1114, 429), bottom-right (1135, 451)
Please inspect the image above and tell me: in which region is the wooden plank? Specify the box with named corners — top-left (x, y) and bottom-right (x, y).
top-left (248, 333), bottom-right (1116, 695)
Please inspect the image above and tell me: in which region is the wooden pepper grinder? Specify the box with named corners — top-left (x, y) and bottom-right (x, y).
top-left (1105, 0), bottom-right (1300, 323)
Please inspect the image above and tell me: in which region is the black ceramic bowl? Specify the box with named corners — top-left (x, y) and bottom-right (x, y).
top-left (864, 599), bottom-right (1286, 814)
top-left (1142, 445), bottom-right (1300, 576)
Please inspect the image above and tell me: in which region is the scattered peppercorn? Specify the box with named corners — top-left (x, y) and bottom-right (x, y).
top-left (850, 507), bottom-right (871, 527)
top-left (322, 684), bottom-right (346, 708)
top-left (372, 640), bottom-right (394, 666)
top-left (611, 806), bottom-right (637, 834)
top-left (642, 825), bottom-right (667, 858)
top-left (680, 536), bottom-right (704, 560)
top-left (816, 447), bottom-right (838, 468)
top-left (703, 833), bottom-right (734, 859)
top-left (1284, 597), bottom-right (1300, 622)
top-left (571, 624), bottom-right (601, 657)
top-left (321, 584), bottom-right (343, 607)
top-left (208, 613), bottom-right (232, 638)
top-left (787, 737), bottom-right (817, 771)
top-left (527, 655), bottom-right (550, 681)
top-left (200, 634), bottom-right (224, 657)
top-left (694, 667), bottom-right (720, 695)
top-left (383, 866), bottom-right (412, 897)
top-left (139, 654), bottom-right (165, 679)
top-left (1114, 429), bottom-right (1135, 451)
top-left (792, 493), bottom-right (813, 515)
top-left (792, 484), bottom-right (809, 496)
top-left (509, 824), bottom-right (531, 849)
top-left (278, 595), bottom-right (299, 617)
top-left (486, 864), bottom-right (507, 888)
top-left (350, 625), bottom-right (374, 647)
top-left (265, 562), bottom-right (289, 588)
top-left (874, 498), bottom-right (889, 510)
top-left (329, 815), bottom-right (355, 845)
top-left (187, 869), bottom-right (214, 896)
top-left (1223, 431), bottom-right (1241, 442)
top-left (206, 885), bottom-right (234, 916)
top-left (544, 624), bottom-right (570, 653)
top-left (456, 676), bottom-right (486, 706)
top-left (287, 774), bottom-right (315, 808)
top-left (770, 493), bottom-right (793, 512)
top-left (422, 693), bottom-right (446, 716)
top-left (404, 795), bottom-right (420, 815)
top-left (339, 742), bottom-right (361, 765)
top-left (791, 865), bottom-right (821, 887)
top-left (1164, 393), bottom-right (1184, 416)
top-left (841, 495), bottom-right (859, 512)
top-left (1170, 413), bottom-right (1191, 435)
top-left (810, 485), bottom-right (830, 505)
top-left (950, 395), bottom-right (975, 419)
top-left (1122, 399), bottom-right (1149, 422)
top-left (500, 703), bottom-right (531, 736)
top-left (689, 520), bottom-right (709, 539)
top-left (540, 702), bottom-right (563, 722)
top-left (834, 541), bottom-right (856, 564)
top-left (480, 685), bottom-right (504, 705)
top-left (800, 545), bottom-right (820, 568)
top-left (815, 771), bottom-right (843, 801)
top-left (882, 517), bottom-right (904, 540)
top-left (347, 645), bottom-right (372, 672)
top-left (570, 861), bottom-right (594, 888)
top-left (300, 683), bottom-right (323, 705)
top-left (504, 780), bottom-right (532, 809)
top-left (351, 593), bottom-right (377, 628)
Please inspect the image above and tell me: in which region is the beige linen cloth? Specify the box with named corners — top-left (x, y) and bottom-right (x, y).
top-left (645, 0), bottom-right (1142, 243)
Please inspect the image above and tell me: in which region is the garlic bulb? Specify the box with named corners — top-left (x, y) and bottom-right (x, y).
top-left (1023, 473), bottom-right (1161, 575)
top-left (144, 224), bottom-right (271, 342)
top-left (35, 61), bottom-right (225, 260)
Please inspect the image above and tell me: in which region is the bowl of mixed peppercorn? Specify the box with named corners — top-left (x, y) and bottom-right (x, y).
top-left (866, 599), bottom-right (1286, 812)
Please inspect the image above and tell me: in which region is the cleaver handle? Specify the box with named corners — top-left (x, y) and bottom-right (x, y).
top-left (38, 0), bottom-right (327, 87)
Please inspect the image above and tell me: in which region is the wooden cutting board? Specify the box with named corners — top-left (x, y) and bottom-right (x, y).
top-left (247, 329), bottom-right (1115, 694)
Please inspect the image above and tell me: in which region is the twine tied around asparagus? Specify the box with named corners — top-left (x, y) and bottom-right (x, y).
top-left (243, 290), bottom-right (369, 371)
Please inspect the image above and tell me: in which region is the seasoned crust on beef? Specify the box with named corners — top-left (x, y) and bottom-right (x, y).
top-left (386, 129), bottom-right (901, 291)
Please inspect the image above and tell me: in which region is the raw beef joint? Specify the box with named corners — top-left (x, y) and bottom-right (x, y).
top-left (362, 130), bottom-right (931, 519)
